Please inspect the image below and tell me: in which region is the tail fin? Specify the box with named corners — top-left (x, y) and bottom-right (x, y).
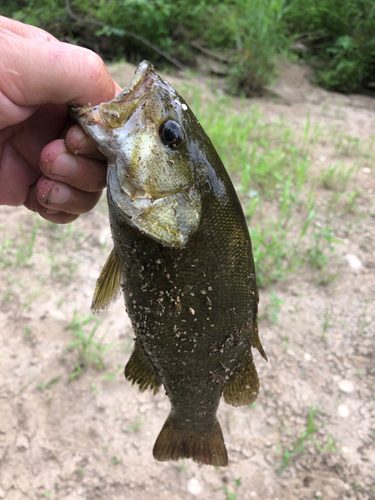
top-left (153, 414), bottom-right (228, 467)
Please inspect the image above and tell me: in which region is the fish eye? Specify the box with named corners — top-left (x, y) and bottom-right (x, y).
top-left (159, 120), bottom-right (184, 148)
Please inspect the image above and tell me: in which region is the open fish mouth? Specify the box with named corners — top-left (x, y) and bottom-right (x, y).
top-left (71, 61), bottom-right (157, 132)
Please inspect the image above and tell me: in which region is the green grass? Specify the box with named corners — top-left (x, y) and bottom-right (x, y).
top-left (222, 477), bottom-right (242, 500)
top-left (37, 375), bottom-right (62, 392)
top-left (260, 291), bottom-right (285, 323)
top-left (110, 455), bottom-right (120, 466)
top-left (41, 221), bottom-right (85, 284)
top-left (0, 218), bottom-right (40, 268)
top-left (0, 218), bottom-right (85, 291)
top-left (66, 308), bottom-right (117, 377)
top-left (277, 406), bottom-right (337, 474)
top-left (123, 416), bottom-right (144, 434)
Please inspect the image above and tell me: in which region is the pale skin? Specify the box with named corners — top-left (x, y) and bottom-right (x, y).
top-left (0, 16), bottom-right (122, 224)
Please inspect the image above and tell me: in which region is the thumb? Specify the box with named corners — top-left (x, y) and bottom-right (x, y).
top-left (0, 21), bottom-right (116, 112)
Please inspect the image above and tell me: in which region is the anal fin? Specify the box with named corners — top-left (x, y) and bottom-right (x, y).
top-left (125, 342), bottom-right (161, 394)
top-left (91, 248), bottom-right (122, 313)
top-left (223, 350), bottom-right (259, 406)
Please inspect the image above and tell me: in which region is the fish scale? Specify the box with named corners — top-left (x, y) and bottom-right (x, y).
top-left (71, 60), bottom-right (267, 467)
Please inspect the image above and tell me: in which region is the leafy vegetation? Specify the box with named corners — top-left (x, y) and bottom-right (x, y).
top-left (285, 0), bottom-right (375, 93)
top-left (4, 0), bottom-right (375, 94)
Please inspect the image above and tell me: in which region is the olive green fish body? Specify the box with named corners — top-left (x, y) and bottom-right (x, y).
top-left (71, 61), bottom-right (266, 467)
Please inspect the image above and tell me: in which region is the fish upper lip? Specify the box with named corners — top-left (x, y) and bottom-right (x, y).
top-left (71, 61), bottom-right (157, 126)
top-left (113, 61), bottom-right (156, 104)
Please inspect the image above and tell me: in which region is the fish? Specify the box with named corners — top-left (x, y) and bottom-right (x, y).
top-left (71, 61), bottom-right (267, 467)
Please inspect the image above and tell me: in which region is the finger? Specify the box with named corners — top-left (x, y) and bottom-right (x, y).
top-left (0, 139), bottom-right (39, 206)
top-left (38, 206), bottom-right (80, 224)
top-left (0, 29), bottom-right (116, 107)
top-left (0, 15), bottom-right (57, 41)
top-left (25, 187), bottom-right (79, 224)
top-left (114, 81), bottom-right (123, 94)
top-left (35, 177), bottom-right (103, 214)
top-left (65, 124), bottom-right (106, 159)
top-left (40, 139), bottom-right (107, 191)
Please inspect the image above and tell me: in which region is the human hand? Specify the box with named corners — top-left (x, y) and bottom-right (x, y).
top-left (0, 16), bottom-right (121, 223)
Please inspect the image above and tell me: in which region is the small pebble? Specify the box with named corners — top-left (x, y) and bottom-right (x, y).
top-left (304, 353), bottom-right (312, 362)
top-left (342, 446), bottom-right (349, 453)
top-left (100, 227), bottom-right (111, 245)
top-left (362, 167), bottom-right (371, 173)
top-left (345, 254), bottom-right (362, 270)
top-left (187, 478), bottom-right (202, 496)
top-left (16, 434), bottom-right (29, 452)
top-left (338, 380), bottom-right (354, 393)
top-left (338, 404), bottom-right (349, 418)
top-left (315, 491), bottom-right (323, 498)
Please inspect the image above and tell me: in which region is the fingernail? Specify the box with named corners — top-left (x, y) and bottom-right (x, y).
top-left (48, 183), bottom-right (71, 204)
top-left (50, 152), bottom-right (78, 177)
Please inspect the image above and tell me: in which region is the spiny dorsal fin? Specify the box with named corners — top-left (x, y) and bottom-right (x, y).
top-left (223, 350), bottom-right (259, 406)
top-left (91, 248), bottom-right (122, 313)
top-left (124, 342), bottom-right (161, 394)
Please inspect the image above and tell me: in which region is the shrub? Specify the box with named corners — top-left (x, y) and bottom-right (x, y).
top-left (285, 0), bottom-right (375, 92)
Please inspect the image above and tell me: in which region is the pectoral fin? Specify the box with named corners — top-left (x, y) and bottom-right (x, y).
top-left (91, 248), bottom-right (122, 313)
top-left (223, 350), bottom-right (259, 406)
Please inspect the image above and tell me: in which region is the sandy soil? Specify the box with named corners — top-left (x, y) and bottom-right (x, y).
top-left (0, 62), bottom-right (374, 500)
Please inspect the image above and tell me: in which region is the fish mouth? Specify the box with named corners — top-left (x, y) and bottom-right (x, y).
top-left (114, 60), bottom-right (157, 103)
top-left (71, 61), bottom-right (157, 131)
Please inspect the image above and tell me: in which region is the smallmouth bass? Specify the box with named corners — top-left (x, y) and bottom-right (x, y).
top-left (71, 61), bottom-right (267, 467)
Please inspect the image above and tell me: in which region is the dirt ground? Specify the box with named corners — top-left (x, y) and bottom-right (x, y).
top-left (0, 62), bottom-right (374, 500)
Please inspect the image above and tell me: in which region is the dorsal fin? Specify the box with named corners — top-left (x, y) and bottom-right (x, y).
top-left (91, 248), bottom-right (122, 313)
